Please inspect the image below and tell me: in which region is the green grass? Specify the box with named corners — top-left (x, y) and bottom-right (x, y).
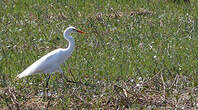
top-left (1, 0), bottom-right (198, 109)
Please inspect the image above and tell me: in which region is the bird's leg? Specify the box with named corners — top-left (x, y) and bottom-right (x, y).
top-left (59, 67), bottom-right (72, 86)
top-left (58, 67), bottom-right (64, 79)
top-left (58, 67), bottom-right (63, 74)
top-left (68, 66), bottom-right (75, 80)
top-left (46, 74), bottom-right (51, 96)
top-left (59, 67), bottom-right (95, 87)
top-left (58, 67), bottom-right (68, 87)
top-left (58, 67), bottom-right (73, 84)
top-left (59, 67), bottom-right (75, 82)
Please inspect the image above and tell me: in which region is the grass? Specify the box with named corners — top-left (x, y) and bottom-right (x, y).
top-left (1, 0), bottom-right (198, 109)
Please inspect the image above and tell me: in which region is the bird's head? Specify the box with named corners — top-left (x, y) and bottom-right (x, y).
top-left (64, 26), bottom-right (85, 36)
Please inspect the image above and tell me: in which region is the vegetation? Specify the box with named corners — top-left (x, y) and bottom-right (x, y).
top-left (0, 0), bottom-right (198, 109)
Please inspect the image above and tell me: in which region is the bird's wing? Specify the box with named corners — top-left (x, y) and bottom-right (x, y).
top-left (16, 49), bottom-right (64, 79)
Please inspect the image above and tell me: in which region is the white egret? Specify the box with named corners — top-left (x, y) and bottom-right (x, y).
top-left (16, 26), bottom-right (85, 88)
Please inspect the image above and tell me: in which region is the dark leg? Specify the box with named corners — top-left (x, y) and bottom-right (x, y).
top-left (184, 0), bottom-right (190, 3)
top-left (46, 74), bottom-right (51, 94)
top-left (59, 67), bottom-right (95, 87)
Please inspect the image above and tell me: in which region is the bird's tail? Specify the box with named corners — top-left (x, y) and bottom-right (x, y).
top-left (15, 70), bottom-right (32, 80)
top-left (15, 73), bottom-right (24, 80)
top-left (17, 64), bottom-right (37, 79)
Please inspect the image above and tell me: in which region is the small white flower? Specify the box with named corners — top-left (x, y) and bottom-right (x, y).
top-left (138, 77), bottom-right (142, 81)
top-left (130, 79), bottom-right (134, 82)
top-left (136, 83), bottom-right (141, 87)
top-left (196, 102), bottom-right (198, 107)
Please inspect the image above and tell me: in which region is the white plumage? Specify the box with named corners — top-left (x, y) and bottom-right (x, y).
top-left (16, 26), bottom-right (85, 79)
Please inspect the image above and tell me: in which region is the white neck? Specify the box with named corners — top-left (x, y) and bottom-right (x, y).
top-left (64, 33), bottom-right (75, 53)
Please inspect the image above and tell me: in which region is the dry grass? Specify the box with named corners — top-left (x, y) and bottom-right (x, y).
top-left (1, 73), bottom-right (198, 109)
